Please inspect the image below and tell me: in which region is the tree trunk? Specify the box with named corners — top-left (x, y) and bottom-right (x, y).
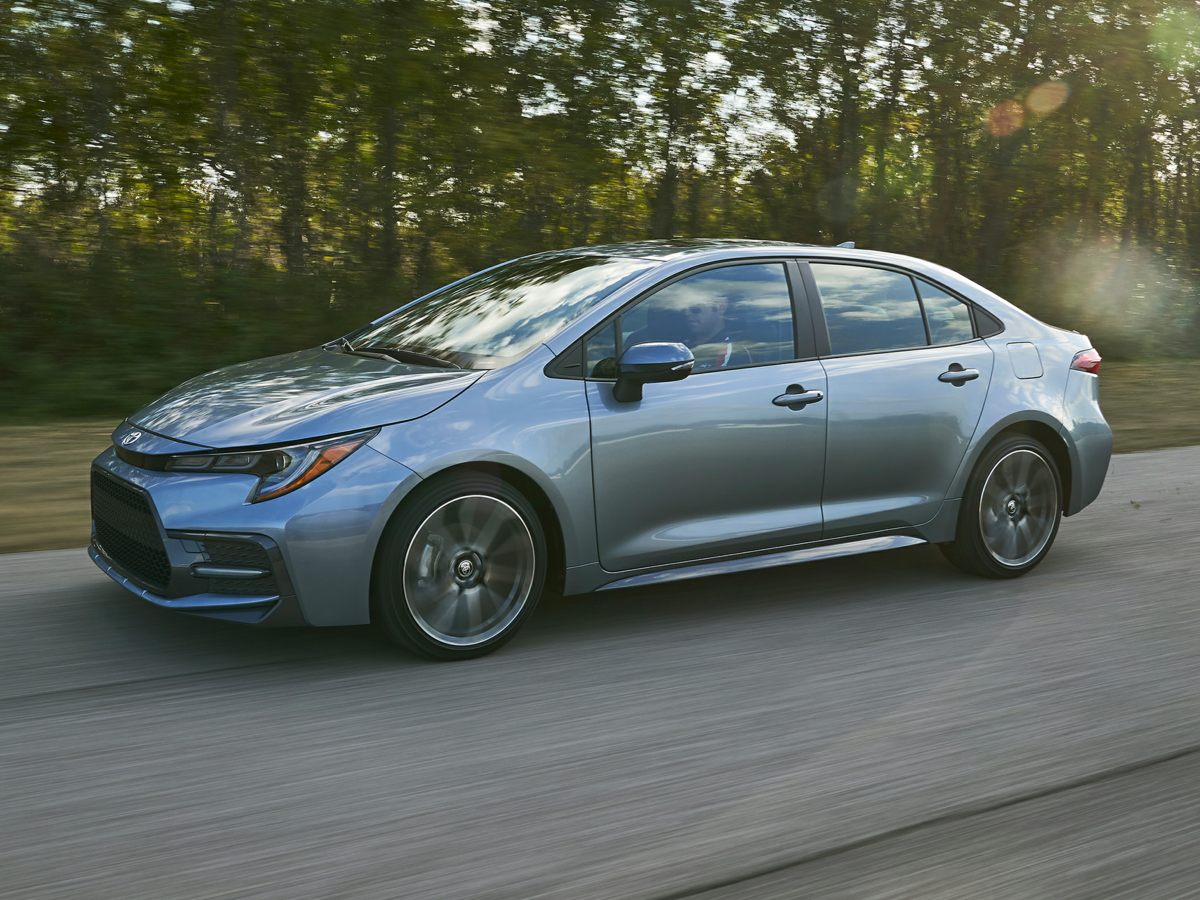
top-left (377, 102), bottom-right (400, 278)
top-left (828, 11), bottom-right (863, 236)
top-left (273, 43), bottom-right (310, 274)
top-left (650, 91), bottom-right (679, 239)
top-left (869, 3), bottom-right (911, 246)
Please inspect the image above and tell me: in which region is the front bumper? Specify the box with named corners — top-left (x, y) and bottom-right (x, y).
top-left (88, 442), bottom-right (422, 626)
top-left (89, 540), bottom-right (304, 625)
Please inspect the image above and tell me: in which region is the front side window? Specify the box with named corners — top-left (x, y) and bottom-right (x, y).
top-left (352, 254), bottom-right (653, 369)
top-left (613, 263), bottom-right (796, 373)
top-left (917, 279), bottom-right (975, 344)
top-left (811, 264), bottom-right (928, 355)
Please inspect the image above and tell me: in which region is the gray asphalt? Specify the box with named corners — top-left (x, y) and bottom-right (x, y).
top-left (2, 446), bottom-right (1199, 900)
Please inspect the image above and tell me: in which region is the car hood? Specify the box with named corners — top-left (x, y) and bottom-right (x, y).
top-left (129, 347), bottom-right (483, 448)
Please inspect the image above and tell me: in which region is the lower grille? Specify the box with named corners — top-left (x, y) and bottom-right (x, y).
top-left (91, 470), bottom-right (170, 591)
top-left (202, 538), bottom-right (279, 596)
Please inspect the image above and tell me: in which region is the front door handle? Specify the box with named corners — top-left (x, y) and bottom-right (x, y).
top-left (772, 385), bottom-right (824, 409)
top-left (938, 364), bottom-right (980, 385)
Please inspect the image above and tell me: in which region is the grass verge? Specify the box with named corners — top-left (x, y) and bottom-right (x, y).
top-left (0, 361), bottom-right (1196, 555)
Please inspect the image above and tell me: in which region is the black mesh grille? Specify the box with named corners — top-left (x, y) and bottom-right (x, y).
top-left (203, 538), bottom-right (279, 596)
top-left (91, 470), bottom-right (170, 591)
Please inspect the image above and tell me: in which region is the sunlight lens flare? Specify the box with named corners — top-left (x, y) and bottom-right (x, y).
top-left (985, 99), bottom-right (1025, 136)
top-left (1026, 80), bottom-right (1070, 116)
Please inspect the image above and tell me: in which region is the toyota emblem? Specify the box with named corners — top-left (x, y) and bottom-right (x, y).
top-left (121, 431), bottom-right (142, 446)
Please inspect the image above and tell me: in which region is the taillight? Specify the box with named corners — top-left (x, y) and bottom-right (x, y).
top-left (1071, 348), bottom-right (1102, 375)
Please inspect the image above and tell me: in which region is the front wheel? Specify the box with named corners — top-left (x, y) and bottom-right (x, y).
top-left (941, 435), bottom-right (1062, 578)
top-left (373, 473), bottom-right (547, 660)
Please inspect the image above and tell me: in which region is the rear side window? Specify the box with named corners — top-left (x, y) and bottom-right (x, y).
top-left (811, 264), bottom-right (927, 355)
top-left (917, 279), bottom-right (975, 344)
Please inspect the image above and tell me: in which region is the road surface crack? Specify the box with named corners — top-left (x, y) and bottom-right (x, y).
top-left (658, 741), bottom-right (1200, 899)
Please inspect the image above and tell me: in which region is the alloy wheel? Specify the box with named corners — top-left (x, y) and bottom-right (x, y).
top-left (978, 448), bottom-right (1058, 567)
top-left (402, 494), bottom-right (537, 647)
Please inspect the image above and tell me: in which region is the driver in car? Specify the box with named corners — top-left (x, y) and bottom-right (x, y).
top-left (679, 295), bottom-right (753, 370)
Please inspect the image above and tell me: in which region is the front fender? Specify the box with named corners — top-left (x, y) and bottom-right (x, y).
top-left (368, 347), bottom-right (598, 572)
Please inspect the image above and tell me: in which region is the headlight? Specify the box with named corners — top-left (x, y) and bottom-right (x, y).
top-left (164, 429), bottom-right (378, 502)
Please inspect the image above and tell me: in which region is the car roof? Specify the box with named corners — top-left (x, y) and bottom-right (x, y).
top-left (565, 238), bottom-right (819, 260)
top-left (556, 239), bottom-right (999, 292)
top-left (537, 238), bottom-right (991, 300)
top-left (553, 238), bottom-right (952, 268)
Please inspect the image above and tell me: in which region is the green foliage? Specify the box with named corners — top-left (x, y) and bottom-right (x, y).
top-left (1, 0), bottom-right (1198, 418)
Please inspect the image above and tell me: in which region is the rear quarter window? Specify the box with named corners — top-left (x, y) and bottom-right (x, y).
top-left (917, 279), bottom-right (976, 344)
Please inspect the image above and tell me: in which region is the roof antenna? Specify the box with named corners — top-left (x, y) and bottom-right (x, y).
top-left (836, 240), bottom-right (855, 249)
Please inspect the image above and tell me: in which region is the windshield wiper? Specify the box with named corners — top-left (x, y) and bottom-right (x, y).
top-left (353, 345), bottom-right (462, 369)
top-left (326, 335), bottom-right (463, 369)
top-left (324, 336), bottom-right (356, 352)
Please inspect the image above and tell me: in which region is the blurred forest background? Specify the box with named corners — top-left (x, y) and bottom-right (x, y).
top-left (2, 0), bottom-right (1199, 418)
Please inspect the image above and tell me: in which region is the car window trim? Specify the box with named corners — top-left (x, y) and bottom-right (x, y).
top-left (797, 258), bottom-right (999, 360)
top-left (784, 260), bottom-right (819, 361)
top-left (911, 274), bottom-right (934, 345)
top-left (547, 257), bottom-right (820, 381)
top-left (794, 261), bottom-right (832, 357)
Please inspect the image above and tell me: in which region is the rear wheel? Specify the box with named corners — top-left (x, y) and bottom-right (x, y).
top-left (373, 473), bottom-right (547, 659)
top-left (941, 435), bottom-right (1062, 578)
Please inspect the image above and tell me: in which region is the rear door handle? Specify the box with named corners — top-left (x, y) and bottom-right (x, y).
top-left (772, 385), bottom-right (824, 409)
top-left (938, 365), bottom-right (980, 385)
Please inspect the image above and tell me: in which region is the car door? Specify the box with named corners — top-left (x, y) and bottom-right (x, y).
top-left (584, 260), bottom-right (828, 572)
top-left (803, 261), bottom-right (995, 537)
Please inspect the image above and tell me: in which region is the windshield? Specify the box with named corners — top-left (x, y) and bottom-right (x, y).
top-left (349, 254), bottom-right (654, 369)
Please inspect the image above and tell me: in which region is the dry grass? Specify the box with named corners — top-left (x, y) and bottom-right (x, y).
top-left (0, 361), bottom-right (1194, 554)
top-left (1092, 362), bottom-right (1200, 452)
top-left (0, 420), bottom-right (118, 553)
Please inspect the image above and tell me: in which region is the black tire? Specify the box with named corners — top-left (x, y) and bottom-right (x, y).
top-left (940, 434), bottom-right (1063, 579)
top-left (372, 472), bottom-right (547, 660)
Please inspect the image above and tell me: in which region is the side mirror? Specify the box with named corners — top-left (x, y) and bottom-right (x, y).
top-left (613, 342), bottom-right (694, 403)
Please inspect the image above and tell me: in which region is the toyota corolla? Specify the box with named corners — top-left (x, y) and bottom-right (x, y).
top-left (90, 240), bottom-right (1112, 659)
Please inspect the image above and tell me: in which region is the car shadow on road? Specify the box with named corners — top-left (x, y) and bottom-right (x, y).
top-left (524, 543), bottom-right (1011, 643)
top-left (70, 541), bottom-right (1029, 673)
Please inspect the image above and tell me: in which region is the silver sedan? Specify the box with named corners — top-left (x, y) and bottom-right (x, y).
top-left (90, 240), bottom-right (1112, 658)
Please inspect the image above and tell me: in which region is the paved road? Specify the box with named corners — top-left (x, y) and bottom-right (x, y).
top-left (3, 446), bottom-right (1199, 899)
